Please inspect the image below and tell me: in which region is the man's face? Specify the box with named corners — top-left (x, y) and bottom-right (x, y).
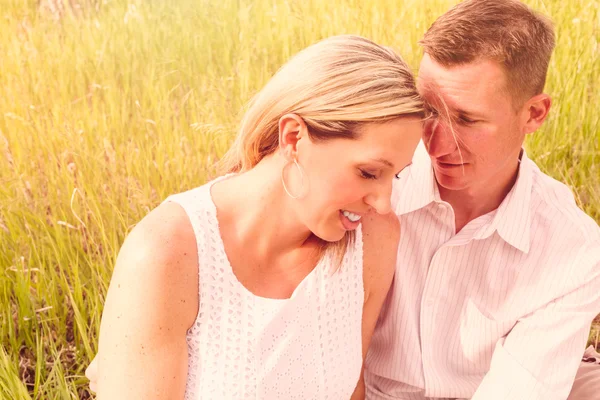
top-left (417, 54), bottom-right (527, 193)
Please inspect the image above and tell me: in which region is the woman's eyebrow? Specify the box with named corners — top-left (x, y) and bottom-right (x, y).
top-left (369, 158), bottom-right (394, 168)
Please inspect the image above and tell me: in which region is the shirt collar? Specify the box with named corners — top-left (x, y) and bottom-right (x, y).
top-left (392, 143), bottom-right (533, 253)
top-left (478, 150), bottom-right (533, 253)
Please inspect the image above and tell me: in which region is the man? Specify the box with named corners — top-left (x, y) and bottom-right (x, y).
top-left (364, 0), bottom-right (600, 399)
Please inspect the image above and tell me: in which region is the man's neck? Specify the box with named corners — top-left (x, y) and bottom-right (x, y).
top-left (438, 160), bottom-right (521, 233)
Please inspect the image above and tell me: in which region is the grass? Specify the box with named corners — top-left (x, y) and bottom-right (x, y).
top-left (0, 0), bottom-right (598, 398)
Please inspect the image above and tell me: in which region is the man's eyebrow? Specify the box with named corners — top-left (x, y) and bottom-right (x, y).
top-left (429, 103), bottom-right (483, 120)
top-left (419, 84), bottom-right (484, 120)
top-left (453, 108), bottom-right (486, 121)
top-left (455, 108), bottom-right (481, 117)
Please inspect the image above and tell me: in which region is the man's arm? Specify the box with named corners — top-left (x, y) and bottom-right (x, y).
top-left (472, 242), bottom-right (600, 400)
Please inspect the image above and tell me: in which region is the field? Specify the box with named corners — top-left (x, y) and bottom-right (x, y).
top-left (0, 0), bottom-right (598, 398)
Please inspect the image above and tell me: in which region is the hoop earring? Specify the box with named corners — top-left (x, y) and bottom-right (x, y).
top-left (281, 158), bottom-right (305, 199)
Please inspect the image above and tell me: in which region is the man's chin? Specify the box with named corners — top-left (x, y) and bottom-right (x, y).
top-left (433, 170), bottom-right (470, 192)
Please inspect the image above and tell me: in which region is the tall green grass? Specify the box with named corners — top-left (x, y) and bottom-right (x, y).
top-left (0, 0), bottom-right (598, 398)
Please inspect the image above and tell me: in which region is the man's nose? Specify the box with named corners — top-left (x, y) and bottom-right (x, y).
top-left (424, 119), bottom-right (458, 158)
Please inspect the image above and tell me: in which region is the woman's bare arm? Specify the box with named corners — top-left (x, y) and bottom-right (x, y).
top-left (351, 211), bottom-right (400, 400)
top-left (95, 202), bottom-right (199, 400)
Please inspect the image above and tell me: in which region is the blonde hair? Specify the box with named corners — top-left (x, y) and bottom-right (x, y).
top-left (220, 35), bottom-right (424, 265)
top-left (221, 35), bottom-right (424, 172)
top-left (420, 0), bottom-right (555, 105)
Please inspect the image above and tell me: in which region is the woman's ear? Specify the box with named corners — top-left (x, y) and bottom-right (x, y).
top-left (278, 113), bottom-right (307, 160)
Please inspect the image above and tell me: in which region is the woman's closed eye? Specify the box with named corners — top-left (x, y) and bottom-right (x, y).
top-left (360, 169), bottom-right (377, 180)
top-left (361, 169), bottom-right (404, 180)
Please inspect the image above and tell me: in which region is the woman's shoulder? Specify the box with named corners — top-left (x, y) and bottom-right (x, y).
top-left (111, 201), bottom-right (200, 327)
top-left (95, 202), bottom-right (199, 398)
top-left (360, 211), bottom-right (400, 299)
top-left (123, 201), bottom-right (198, 269)
top-left (361, 211), bottom-right (400, 261)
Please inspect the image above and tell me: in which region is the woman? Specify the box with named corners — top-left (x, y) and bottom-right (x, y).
top-left (87, 35), bottom-right (424, 399)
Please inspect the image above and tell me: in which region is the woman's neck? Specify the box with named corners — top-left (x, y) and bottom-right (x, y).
top-left (210, 157), bottom-right (316, 267)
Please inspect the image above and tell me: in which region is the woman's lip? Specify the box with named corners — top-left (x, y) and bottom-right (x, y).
top-left (339, 210), bottom-right (361, 231)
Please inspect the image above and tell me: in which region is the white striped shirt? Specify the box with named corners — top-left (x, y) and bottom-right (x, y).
top-left (365, 143), bottom-right (600, 400)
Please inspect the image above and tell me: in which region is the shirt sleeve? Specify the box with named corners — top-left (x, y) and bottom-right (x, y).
top-left (471, 243), bottom-right (600, 400)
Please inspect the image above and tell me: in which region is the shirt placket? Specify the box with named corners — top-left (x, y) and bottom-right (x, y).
top-left (420, 202), bottom-right (455, 397)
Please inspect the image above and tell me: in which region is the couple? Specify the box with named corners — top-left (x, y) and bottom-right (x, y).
top-left (86, 0), bottom-right (600, 399)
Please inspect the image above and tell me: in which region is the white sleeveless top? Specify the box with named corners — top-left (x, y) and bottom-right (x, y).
top-left (165, 176), bottom-right (365, 400)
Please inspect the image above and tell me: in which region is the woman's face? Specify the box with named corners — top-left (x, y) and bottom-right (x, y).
top-left (287, 117), bottom-right (423, 242)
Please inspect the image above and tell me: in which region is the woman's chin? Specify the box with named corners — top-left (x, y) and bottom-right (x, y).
top-left (312, 226), bottom-right (348, 243)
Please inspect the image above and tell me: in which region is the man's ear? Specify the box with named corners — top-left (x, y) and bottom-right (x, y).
top-left (278, 114), bottom-right (307, 160)
top-left (521, 93), bottom-right (551, 135)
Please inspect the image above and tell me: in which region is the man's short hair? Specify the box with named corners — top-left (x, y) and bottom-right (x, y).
top-left (420, 0), bottom-right (555, 103)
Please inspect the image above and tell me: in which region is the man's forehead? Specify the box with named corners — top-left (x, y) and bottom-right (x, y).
top-left (417, 55), bottom-right (508, 111)
top-left (416, 77), bottom-right (469, 113)
top-left (419, 53), bottom-right (506, 79)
